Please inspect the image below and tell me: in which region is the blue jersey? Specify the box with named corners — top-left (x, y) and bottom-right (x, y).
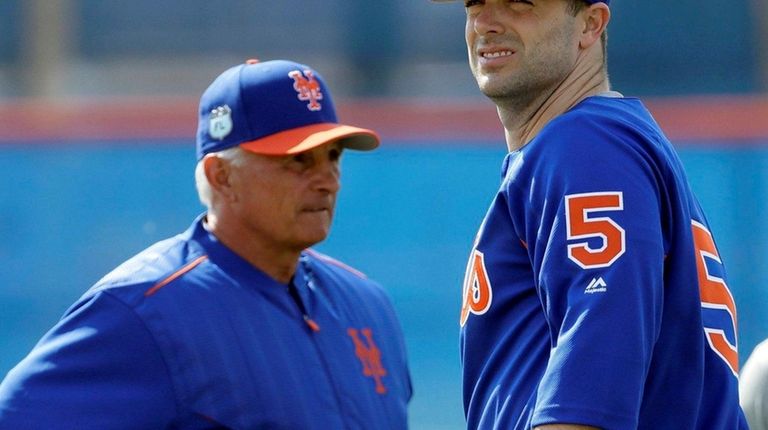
top-left (0, 215), bottom-right (411, 429)
top-left (460, 96), bottom-right (747, 429)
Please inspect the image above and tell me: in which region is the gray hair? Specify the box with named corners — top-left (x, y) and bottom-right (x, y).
top-left (194, 146), bottom-right (246, 208)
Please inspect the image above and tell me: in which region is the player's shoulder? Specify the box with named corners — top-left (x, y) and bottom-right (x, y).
top-left (546, 96), bottom-right (651, 141)
top-left (568, 95), bottom-right (665, 143)
top-left (303, 249), bottom-right (391, 295)
top-left (85, 231), bottom-right (207, 305)
top-left (500, 96), bottom-right (677, 197)
top-left (303, 249), bottom-right (399, 314)
top-left (303, 248), bottom-right (369, 281)
top-left (525, 96), bottom-right (666, 165)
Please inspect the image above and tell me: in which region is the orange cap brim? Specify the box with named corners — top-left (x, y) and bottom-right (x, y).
top-left (239, 123), bottom-right (380, 155)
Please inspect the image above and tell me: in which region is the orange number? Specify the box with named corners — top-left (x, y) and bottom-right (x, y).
top-left (565, 192), bottom-right (626, 269)
top-left (460, 250), bottom-right (492, 327)
top-left (692, 221), bottom-right (739, 376)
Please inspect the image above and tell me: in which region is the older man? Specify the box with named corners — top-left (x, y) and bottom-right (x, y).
top-left (0, 59), bottom-right (411, 429)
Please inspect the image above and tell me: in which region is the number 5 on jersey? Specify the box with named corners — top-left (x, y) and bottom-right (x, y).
top-left (565, 192), bottom-right (626, 269)
top-left (565, 192), bottom-right (739, 375)
top-left (692, 221), bottom-right (739, 376)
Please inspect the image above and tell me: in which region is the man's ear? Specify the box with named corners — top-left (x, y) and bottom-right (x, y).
top-left (203, 154), bottom-right (236, 202)
top-left (579, 3), bottom-right (610, 49)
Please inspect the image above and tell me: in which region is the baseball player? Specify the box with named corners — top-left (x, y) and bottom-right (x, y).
top-left (0, 59), bottom-right (411, 429)
top-left (438, 0), bottom-right (749, 428)
top-left (741, 337), bottom-right (768, 429)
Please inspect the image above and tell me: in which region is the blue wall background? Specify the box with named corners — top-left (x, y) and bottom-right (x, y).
top-left (1, 138), bottom-right (766, 429)
top-left (0, 1), bottom-right (763, 97)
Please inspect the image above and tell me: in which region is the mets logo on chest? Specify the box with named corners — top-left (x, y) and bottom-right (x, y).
top-left (460, 248), bottom-right (493, 327)
top-left (289, 70), bottom-right (323, 111)
top-left (347, 328), bottom-right (387, 394)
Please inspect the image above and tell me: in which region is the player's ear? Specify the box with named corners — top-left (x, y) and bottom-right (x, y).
top-left (203, 153), bottom-right (236, 202)
top-left (578, 3), bottom-right (609, 49)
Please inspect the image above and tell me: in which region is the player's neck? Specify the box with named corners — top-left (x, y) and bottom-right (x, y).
top-left (499, 45), bottom-right (609, 152)
top-left (205, 213), bottom-right (299, 284)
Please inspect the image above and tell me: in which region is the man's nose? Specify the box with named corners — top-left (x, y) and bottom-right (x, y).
top-left (473, 4), bottom-right (506, 35)
top-left (312, 159), bottom-right (341, 193)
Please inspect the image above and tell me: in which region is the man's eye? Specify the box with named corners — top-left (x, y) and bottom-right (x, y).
top-left (291, 153), bottom-right (308, 164)
top-left (465, 0), bottom-right (482, 7)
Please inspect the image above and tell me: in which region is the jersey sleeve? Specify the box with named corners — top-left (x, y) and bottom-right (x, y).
top-left (0, 290), bottom-right (178, 429)
top-left (509, 119), bottom-right (667, 429)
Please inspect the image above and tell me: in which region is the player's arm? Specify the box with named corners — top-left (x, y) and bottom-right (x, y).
top-left (511, 122), bottom-right (665, 428)
top-left (0, 290), bottom-right (178, 428)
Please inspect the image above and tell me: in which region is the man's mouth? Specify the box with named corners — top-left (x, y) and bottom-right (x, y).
top-left (481, 50), bottom-right (514, 59)
top-left (303, 204), bottom-right (331, 214)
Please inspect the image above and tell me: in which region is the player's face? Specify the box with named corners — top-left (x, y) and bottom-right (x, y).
top-left (228, 142), bottom-right (342, 253)
top-left (465, 0), bottom-right (580, 103)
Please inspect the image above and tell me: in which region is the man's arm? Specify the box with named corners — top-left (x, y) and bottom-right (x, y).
top-left (0, 290), bottom-right (177, 428)
top-left (517, 120), bottom-right (666, 429)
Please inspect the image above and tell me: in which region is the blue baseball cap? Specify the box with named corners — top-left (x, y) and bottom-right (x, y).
top-left (196, 59), bottom-right (379, 160)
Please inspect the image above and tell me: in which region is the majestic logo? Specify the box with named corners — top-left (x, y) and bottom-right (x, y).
top-left (208, 105), bottom-right (233, 140)
top-left (585, 277), bottom-right (608, 294)
top-left (288, 70), bottom-right (323, 111)
top-left (348, 328), bottom-right (387, 394)
top-left (460, 249), bottom-right (492, 327)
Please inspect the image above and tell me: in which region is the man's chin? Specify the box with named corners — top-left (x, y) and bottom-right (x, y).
top-left (477, 78), bottom-right (514, 99)
top-left (295, 230), bottom-right (331, 251)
